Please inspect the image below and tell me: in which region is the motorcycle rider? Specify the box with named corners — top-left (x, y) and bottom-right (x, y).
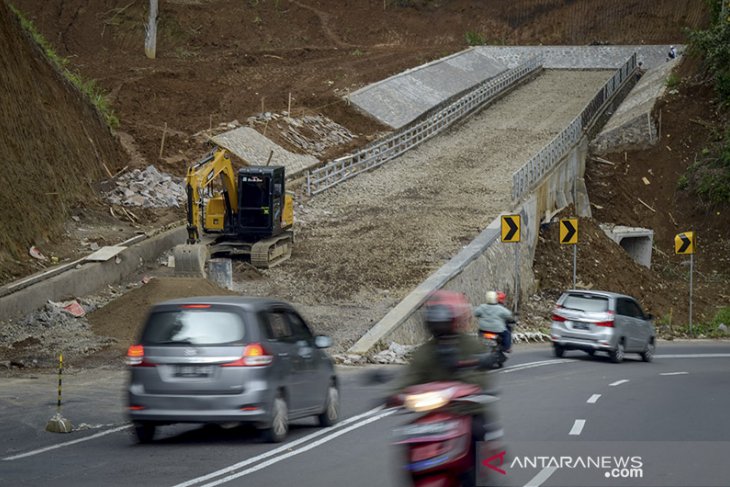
top-left (474, 290), bottom-right (514, 353)
top-left (390, 290), bottom-right (502, 482)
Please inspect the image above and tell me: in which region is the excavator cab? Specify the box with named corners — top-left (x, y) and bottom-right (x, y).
top-left (237, 166), bottom-right (286, 238)
top-left (174, 148), bottom-right (295, 276)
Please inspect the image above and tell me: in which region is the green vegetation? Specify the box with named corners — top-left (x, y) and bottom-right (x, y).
top-left (464, 31), bottom-right (486, 46)
top-left (665, 73), bottom-right (680, 89)
top-left (9, 5), bottom-right (118, 128)
top-left (682, 309), bottom-right (730, 338)
top-left (688, 0), bottom-right (730, 103)
top-left (680, 0), bottom-right (730, 205)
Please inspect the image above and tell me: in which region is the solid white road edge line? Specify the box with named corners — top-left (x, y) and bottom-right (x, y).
top-left (660, 372), bottom-right (689, 376)
top-left (500, 359), bottom-right (576, 374)
top-left (569, 419), bottom-right (586, 436)
top-left (172, 406), bottom-right (388, 487)
top-left (193, 409), bottom-right (397, 487)
top-left (2, 425), bottom-right (131, 461)
top-left (609, 379), bottom-right (629, 387)
top-left (655, 354), bottom-right (730, 358)
top-left (587, 394), bottom-right (601, 404)
top-left (524, 466), bottom-right (558, 487)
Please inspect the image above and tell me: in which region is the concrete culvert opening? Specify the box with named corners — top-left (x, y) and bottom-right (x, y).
top-left (600, 225), bottom-right (654, 268)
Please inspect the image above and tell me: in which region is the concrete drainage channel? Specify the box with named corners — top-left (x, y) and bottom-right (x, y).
top-left (1, 45), bottom-right (677, 361)
top-left (0, 227), bottom-right (187, 321)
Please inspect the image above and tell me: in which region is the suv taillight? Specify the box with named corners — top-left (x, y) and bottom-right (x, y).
top-left (595, 320), bottom-right (614, 327)
top-left (551, 313), bottom-right (566, 322)
top-left (126, 344), bottom-right (155, 366)
top-left (222, 343), bottom-right (273, 367)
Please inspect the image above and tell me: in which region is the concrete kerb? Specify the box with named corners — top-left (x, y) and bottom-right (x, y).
top-left (0, 226), bottom-right (187, 321)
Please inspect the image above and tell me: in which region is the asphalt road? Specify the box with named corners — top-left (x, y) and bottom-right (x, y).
top-left (1, 341), bottom-right (729, 486)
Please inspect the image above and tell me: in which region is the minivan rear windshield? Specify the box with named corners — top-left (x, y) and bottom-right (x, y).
top-left (141, 309), bottom-right (246, 345)
top-left (562, 294), bottom-right (609, 313)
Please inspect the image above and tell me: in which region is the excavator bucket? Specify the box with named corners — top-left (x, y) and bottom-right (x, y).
top-left (173, 244), bottom-right (209, 277)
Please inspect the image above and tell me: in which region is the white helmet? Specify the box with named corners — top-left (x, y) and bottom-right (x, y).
top-left (485, 291), bottom-right (498, 304)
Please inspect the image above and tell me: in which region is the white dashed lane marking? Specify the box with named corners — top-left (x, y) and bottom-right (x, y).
top-left (587, 394), bottom-right (601, 404)
top-left (660, 371), bottom-right (689, 376)
top-left (609, 379), bottom-right (629, 387)
top-left (569, 419), bottom-right (586, 436)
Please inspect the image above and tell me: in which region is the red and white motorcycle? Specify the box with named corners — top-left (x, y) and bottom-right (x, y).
top-left (389, 379), bottom-right (500, 487)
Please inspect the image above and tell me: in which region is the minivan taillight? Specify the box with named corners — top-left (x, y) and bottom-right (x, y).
top-left (126, 344), bottom-right (155, 366)
top-left (222, 343), bottom-right (274, 367)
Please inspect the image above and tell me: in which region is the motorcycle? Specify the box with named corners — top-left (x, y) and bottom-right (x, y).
top-left (479, 318), bottom-right (516, 369)
top-left (387, 360), bottom-right (500, 486)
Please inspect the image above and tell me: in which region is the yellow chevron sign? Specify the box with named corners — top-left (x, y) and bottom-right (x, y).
top-left (560, 218), bottom-right (578, 245)
top-left (501, 215), bottom-right (520, 243)
top-left (675, 231), bottom-right (695, 255)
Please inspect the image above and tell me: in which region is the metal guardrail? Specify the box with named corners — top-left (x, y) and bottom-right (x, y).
top-left (511, 54), bottom-right (637, 201)
top-left (306, 57), bottom-right (543, 195)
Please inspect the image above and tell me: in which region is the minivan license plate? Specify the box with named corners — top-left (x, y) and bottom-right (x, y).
top-left (175, 365), bottom-right (211, 377)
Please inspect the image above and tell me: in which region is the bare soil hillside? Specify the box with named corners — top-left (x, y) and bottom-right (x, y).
top-left (0, 1), bottom-right (127, 279)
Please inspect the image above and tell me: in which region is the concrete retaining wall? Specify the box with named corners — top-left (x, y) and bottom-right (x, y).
top-left (591, 58), bottom-right (679, 155)
top-left (0, 227), bottom-right (187, 321)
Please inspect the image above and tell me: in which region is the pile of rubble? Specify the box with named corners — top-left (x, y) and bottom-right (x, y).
top-left (105, 166), bottom-right (185, 208)
top-left (334, 342), bottom-right (416, 365)
top-left (0, 280), bottom-right (147, 369)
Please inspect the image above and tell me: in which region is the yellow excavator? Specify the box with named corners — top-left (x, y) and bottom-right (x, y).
top-left (173, 148), bottom-right (294, 275)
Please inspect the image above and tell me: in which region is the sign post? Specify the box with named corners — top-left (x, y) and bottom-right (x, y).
top-left (501, 215), bottom-right (521, 313)
top-left (560, 218), bottom-right (579, 288)
top-left (675, 231), bottom-right (695, 335)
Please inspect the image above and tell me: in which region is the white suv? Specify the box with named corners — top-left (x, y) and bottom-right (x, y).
top-left (550, 290), bottom-right (656, 363)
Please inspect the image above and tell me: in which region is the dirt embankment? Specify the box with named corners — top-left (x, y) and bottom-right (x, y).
top-left (0, 1), bottom-right (127, 280)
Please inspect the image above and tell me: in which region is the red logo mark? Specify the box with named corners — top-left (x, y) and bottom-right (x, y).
top-left (482, 450), bottom-right (507, 475)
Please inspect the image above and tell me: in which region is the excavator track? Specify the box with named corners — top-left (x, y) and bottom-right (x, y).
top-left (251, 231), bottom-right (293, 268)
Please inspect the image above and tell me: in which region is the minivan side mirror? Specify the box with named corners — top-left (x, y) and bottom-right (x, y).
top-left (314, 335), bottom-right (333, 349)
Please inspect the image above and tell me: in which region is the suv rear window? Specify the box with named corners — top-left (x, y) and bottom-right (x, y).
top-left (141, 309), bottom-right (246, 345)
top-left (562, 294), bottom-right (609, 313)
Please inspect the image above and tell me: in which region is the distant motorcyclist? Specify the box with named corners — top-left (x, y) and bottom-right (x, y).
top-left (474, 290), bottom-right (514, 353)
top-left (391, 290), bottom-right (502, 443)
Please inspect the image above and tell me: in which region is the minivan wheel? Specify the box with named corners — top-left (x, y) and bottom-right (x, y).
top-left (133, 422), bottom-right (156, 444)
top-left (263, 394), bottom-right (288, 443)
top-left (609, 341), bottom-right (625, 363)
top-left (553, 344), bottom-right (565, 358)
top-left (317, 384), bottom-right (340, 427)
top-left (641, 341), bottom-right (655, 363)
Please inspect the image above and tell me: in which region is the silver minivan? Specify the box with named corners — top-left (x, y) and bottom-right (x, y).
top-left (550, 290), bottom-right (656, 363)
top-left (126, 296), bottom-right (339, 443)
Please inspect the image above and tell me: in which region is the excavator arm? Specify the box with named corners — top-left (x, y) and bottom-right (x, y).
top-left (184, 148), bottom-right (238, 243)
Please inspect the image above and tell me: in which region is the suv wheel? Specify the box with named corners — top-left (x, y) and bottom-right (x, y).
top-left (263, 394), bottom-right (288, 443)
top-left (553, 344), bottom-right (565, 358)
top-left (317, 384), bottom-right (340, 427)
top-left (609, 341), bottom-right (625, 364)
top-left (641, 341), bottom-right (655, 362)
top-left (133, 422), bottom-right (156, 444)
